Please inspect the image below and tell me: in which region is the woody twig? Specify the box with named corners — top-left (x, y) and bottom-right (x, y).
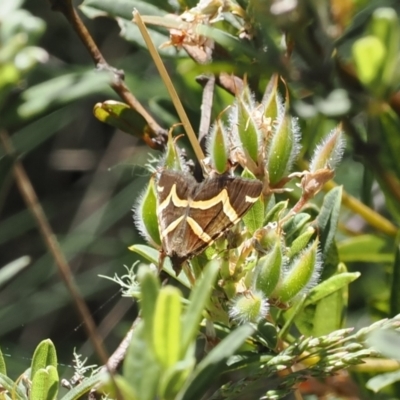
top-left (49, 0), bottom-right (167, 150)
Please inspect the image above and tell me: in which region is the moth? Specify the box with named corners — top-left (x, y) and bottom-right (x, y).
top-left (156, 169), bottom-right (263, 271)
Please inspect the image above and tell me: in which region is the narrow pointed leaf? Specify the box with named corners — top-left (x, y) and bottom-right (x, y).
top-left (316, 186), bottom-right (342, 277)
top-left (338, 234), bottom-right (393, 263)
top-left (123, 322), bottom-right (160, 400)
top-left (178, 325), bottom-right (254, 400)
top-left (60, 372), bottom-right (105, 400)
top-left (153, 287), bottom-right (182, 368)
top-left (0, 347), bottom-right (6, 375)
top-left (138, 266), bottom-right (160, 345)
top-left (305, 271), bottom-right (360, 305)
top-left (367, 370), bottom-right (400, 393)
top-left (241, 170), bottom-right (264, 233)
top-left (0, 256), bottom-right (30, 288)
top-left (181, 260), bottom-right (219, 355)
top-left (0, 373), bottom-right (27, 400)
top-left (128, 244), bottom-right (191, 288)
top-left (390, 240), bottom-right (400, 317)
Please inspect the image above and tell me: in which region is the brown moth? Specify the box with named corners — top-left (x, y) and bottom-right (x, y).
top-left (156, 169), bottom-right (263, 271)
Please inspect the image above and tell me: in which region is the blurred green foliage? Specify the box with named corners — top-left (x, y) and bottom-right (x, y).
top-left (1, 0), bottom-right (400, 399)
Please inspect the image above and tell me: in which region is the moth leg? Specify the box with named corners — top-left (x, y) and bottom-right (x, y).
top-left (158, 250), bottom-right (167, 272)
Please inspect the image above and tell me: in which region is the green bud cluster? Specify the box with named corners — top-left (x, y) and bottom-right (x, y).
top-left (132, 77), bottom-right (346, 328)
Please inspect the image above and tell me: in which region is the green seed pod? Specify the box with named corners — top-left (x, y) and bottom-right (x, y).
top-left (231, 90), bottom-right (261, 164)
top-left (286, 226), bottom-right (316, 261)
top-left (262, 74), bottom-right (279, 121)
top-left (309, 127), bottom-right (345, 173)
top-left (267, 102), bottom-right (300, 185)
top-left (163, 129), bottom-right (184, 170)
top-left (255, 240), bottom-right (283, 297)
top-left (275, 238), bottom-right (321, 302)
top-left (206, 120), bottom-right (229, 174)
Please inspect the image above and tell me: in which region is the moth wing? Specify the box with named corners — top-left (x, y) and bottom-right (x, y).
top-left (156, 170), bottom-right (196, 254)
top-left (185, 176), bottom-right (263, 254)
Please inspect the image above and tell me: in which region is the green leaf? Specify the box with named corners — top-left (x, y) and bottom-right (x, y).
top-left (124, 322), bottom-right (160, 400)
top-left (369, 7), bottom-right (399, 88)
top-left (134, 177), bottom-right (161, 247)
top-left (264, 200), bottom-right (287, 224)
top-left (338, 234), bottom-right (393, 263)
top-left (282, 213), bottom-right (310, 241)
top-left (180, 260), bottom-right (219, 356)
top-left (0, 347), bottom-right (6, 375)
top-left (241, 170), bottom-right (264, 233)
top-left (178, 325), bottom-right (254, 400)
top-left (0, 256), bottom-right (30, 288)
top-left (305, 271), bottom-right (360, 306)
top-left (153, 286), bottom-right (182, 368)
top-left (367, 329), bottom-right (400, 361)
top-left (352, 36), bottom-right (385, 90)
top-left (30, 366), bottom-right (59, 400)
top-left (98, 375), bottom-right (139, 400)
top-left (60, 372), bottom-right (105, 400)
top-left (286, 226), bottom-right (315, 260)
top-left (93, 100), bottom-right (151, 139)
top-left (80, 0), bottom-right (165, 20)
top-left (312, 290), bottom-right (343, 336)
top-left (79, 0), bottom-right (181, 57)
top-left (0, 372), bottom-right (28, 400)
top-left (9, 105), bottom-right (76, 155)
top-left (314, 89), bottom-right (351, 116)
top-left (138, 266), bottom-right (160, 346)
top-left (196, 25), bottom-right (257, 61)
top-left (379, 109), bottom-right (400, 179)
top-left (128, 244), bottom-right (191, 287)
top-left (256, 321), bottom-right (278, 349)
top-left (316, 186), bottom-right (342, 277)
top-left (294, 266), bottom-right (354, 336)
top-left (19, 71), bottom-right (112, 118)
top-left (366, 370), bottom-right (400, 393)
top-left (160, 358), bottom-right (195, 400)
top-left (31, 340), bottom-right (57, 379)
top-left (390, 239), bottom-right (400, 317)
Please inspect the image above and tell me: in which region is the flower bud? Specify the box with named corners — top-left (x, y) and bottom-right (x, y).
top-left (229, 290), bottom-right (269, 324)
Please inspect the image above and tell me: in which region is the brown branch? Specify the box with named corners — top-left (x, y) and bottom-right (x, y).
top-left (0, 130), bottom-right (121, 397)
top-left (49, 0), bottom-right (167, 150)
